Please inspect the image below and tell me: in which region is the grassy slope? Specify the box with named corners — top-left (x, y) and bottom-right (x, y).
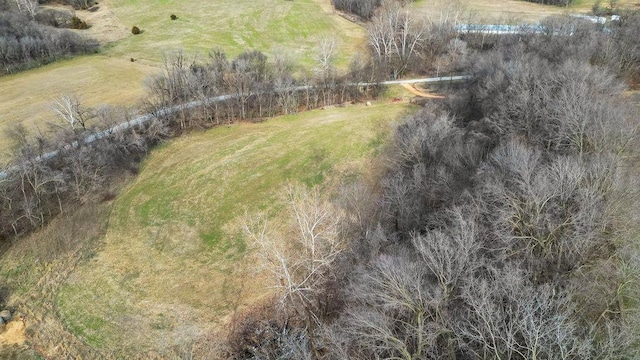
top-left (51, 102), bottom-right (413, 354)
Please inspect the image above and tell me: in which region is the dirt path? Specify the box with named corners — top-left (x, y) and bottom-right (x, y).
top-left (402, 83), bottom-right (445, 99)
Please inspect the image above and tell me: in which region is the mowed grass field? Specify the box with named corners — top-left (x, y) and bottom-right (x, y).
top-left (47, 102), bottom-right (414, 354)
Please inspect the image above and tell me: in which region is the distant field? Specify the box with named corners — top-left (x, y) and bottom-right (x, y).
top-left (413, 0), bottom-right (640, 23)
top-left (50, 102), bottom-right (414, 354)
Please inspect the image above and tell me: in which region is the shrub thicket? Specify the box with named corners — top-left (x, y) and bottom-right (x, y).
top-left (523, 0), bottom-right (572, 5)
top-left (39, 0), bottom-right (96, 10)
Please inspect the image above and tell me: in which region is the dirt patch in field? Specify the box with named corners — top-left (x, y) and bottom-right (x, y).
top-left (402, 83), bottom-right (445, 99)
top-left (0, 318), bottom-right (26, 346)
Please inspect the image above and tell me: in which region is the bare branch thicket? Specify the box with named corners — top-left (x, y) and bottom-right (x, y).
top-left (412, 207), bottom-right (479, 299)
top-left (458, 268), bottom-right (592, 360)
top-left (331, 207), bottom-right (478, 359)
top-left (380, 106), bottom-right (489, 234)
top-left (344, 252), bottom-right (443, 359)
top-left (331, 0), bottom-right (381, 19)
top-left (366, 0), bottom-right (460, 78)
top-left (0, 97), bottom-right (170, 240)
top-left (145, 48), bottom-right (377, 130)
top-left (462, 52), bottom-right (635, 156)
top-left (14, 0), bottom-right (37, 19)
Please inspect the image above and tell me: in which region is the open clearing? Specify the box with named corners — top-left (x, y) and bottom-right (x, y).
top-left (40, 102), bottom-right (413, 355)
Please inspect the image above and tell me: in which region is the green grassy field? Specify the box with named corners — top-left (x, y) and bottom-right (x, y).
top-left (48, 102), bottom-right (413, 354)
top-left (104, 0), bottom-right (365, 67)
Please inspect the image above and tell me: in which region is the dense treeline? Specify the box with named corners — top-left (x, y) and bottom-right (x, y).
top-left (145, 50), bottom-right (382, 127)
top-left (0, 10), bottom-right (97, 74)
top-left (0, 108), bottom-right (168, 240)
top-left (0, 49), bottom-right (378, 243)
top-left (231, 13), bottom-right (640, 360)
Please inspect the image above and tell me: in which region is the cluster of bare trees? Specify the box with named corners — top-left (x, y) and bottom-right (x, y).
top-left (37, 0), bottom-right (95, 10)
top-left (145, 49), bottom-right (381, 129)
top-left (230, 16), bottom-right (640, 359)
top-left (0, 11), bottom-right (98, 74)
top-left (365, 0), bottom-right (461, 78)
top-left (458, 13), bottom-right (640, 83)
top-left (0, 45), bottom-right (381, 243)
top-left (13, 0), bottom-right (37, 20)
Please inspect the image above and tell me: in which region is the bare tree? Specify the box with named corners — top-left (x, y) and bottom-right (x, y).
top-left (244, 184), bottom-right (345, 356)
top-left (14, 0), bottom-right (37, 19)
top-left (458, 268), bottom-right (592, 359)
top-left (412, 207), bottom-right (479, 299)
top-left (345, 253), bottom-right (445, 359)
top-left (315, 36), bottom-right (338, 77)
top-left (52, 94), bottom-right (92, 131)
